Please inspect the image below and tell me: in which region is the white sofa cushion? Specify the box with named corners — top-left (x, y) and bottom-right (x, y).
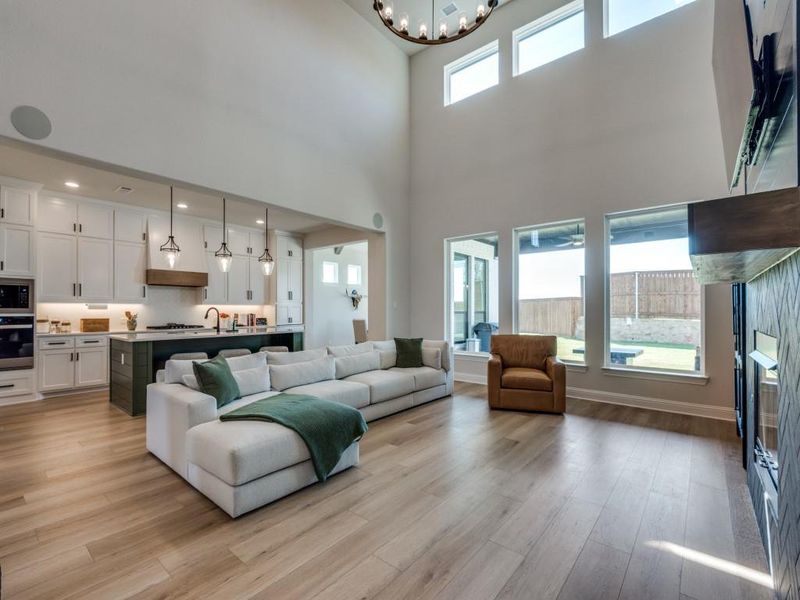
top-left (327, 342), bottom-right (374, 357)
top-left (390, 366), bottom-right (446, 391)
top-left (422, 348), bottom-right (442, 370)
top-left (286, 380), bottom-right (370, 410)
top-left (334, 351), bottom-right (381, 379)
top-left (270, 356), bottom-right (335, 391)
top-left (183, 365), bottom-right (271, 396)
top-left (165, 353), bottom-right (266, 384)
top-left (186, 419), bottom-right (311, 486)
top-left (265, 348), bottom-right (327, 365)
top-left (344, 369), bottom-right (414, 404)
top-left (372, 340), bottom-right (397, 369)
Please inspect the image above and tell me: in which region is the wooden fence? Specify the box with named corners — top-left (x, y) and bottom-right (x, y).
top-left (518, 270), bottom-right (700, 337)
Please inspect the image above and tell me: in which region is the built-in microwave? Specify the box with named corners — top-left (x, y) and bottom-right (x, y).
top-left (0, 279), bottom-right (33, 313)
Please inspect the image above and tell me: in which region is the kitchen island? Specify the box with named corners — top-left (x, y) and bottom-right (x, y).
top-left (110, 326), bottom-right (304, 416)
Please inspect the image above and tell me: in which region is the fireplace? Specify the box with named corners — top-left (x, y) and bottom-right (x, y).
top-left (751, 331), bottom-right (779, 495)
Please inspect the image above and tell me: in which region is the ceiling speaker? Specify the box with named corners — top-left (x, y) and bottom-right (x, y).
top-left (10, 105), bottom-right (52, 140)
top-left (373, 212), bottom-right (384, 229)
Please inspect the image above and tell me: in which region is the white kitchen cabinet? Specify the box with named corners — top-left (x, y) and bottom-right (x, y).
top-left (38, 232), bottom-right (78, 301)
top-left (0, 224), bottom-right (34, 276)
top-left (248, 259), bottom-right (267, 305)
top-left (226, 228), bottom-right (250, 256)
top-left (0, 186), bottom-right (35, 226)
top-left (38, 348), bottom-right (76, 392)
top-left (276, 234), bottom-right (303, 260)
top-left (38, 196), bottom-right (78, 235)
top-left (114, 241), bottom-right (147, 302)
top-left (115, 210), bottom-right (148, 244)
top-left (0, 370), bottom-right (35, 400)
top-left (38, 336), bottom-right (109, 393)
top-left (78, 203), bottom-right (114, 239)
top-left (75, 346), bottom-right (109, 388)
top-left (78, 238), bottom-right (114, 301)
top-left (288, 259), bottom-right (303, 303)
top-left (276, 304), bottom-right (303, 325)
top-left (227, 256), bottom-right (250, 305)
top-left (203, 225), bottom-right (224, 252)
top-left (203, 252), bottom-right (228, 304)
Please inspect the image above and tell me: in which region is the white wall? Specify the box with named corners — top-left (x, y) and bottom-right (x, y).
top-left (306, 242), bottom-right (369, 348)
top-left (0, 0), bottom-right (411, 338)
top-left (409, 0), bottom-right (735, 414)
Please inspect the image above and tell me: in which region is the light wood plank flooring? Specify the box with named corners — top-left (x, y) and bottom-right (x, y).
top-left (0, 383), bottom-right (773, 600)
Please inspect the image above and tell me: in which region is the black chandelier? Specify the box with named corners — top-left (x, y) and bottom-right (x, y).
top-left (373, 0), bottom-right (498, 46)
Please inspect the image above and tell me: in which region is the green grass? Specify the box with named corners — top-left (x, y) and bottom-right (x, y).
top-left (555, 336), bottom-right (698, 372)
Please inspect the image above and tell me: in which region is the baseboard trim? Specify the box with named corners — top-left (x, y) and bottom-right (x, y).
top-left (567, 386), bottom-right (735, 422)
top-left (454, 374), bottom-right (735, 421)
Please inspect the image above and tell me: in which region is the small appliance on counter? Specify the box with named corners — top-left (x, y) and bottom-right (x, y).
top-left (255, 317), bottom-right (268, 327)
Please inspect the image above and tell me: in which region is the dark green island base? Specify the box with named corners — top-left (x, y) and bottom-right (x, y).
top-left (110, 330), bottom-right (304, 416)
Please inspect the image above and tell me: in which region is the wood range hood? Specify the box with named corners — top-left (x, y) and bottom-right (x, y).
top-left (689, 187), bottom-right (800, 284)
top-left (145, 269), bottom-right (208, 288)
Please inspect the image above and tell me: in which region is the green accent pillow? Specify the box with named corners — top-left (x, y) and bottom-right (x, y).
top-left (395, 338), bottom-right (424, 368)
top-left (192, 355), bottom-right (240, 408)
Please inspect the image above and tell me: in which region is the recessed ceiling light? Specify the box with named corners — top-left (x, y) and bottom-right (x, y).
top-left (65, 181), bottom-right (80, 189)
top-left (256, 219), bottom-right (265, 225)
top-left (176, 203), bottom-right (188, 209)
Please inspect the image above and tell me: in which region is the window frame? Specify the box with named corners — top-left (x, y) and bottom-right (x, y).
top-left (513, 0), bottom-right (584, 78)
top-left (512, 218), bottom-right (587, 366)
top-left (321, 261), bottom-right (339, 284)
top-left (444, 40), bottom-right (500, 107)
top-left (603, 205), bottom-right (707, 378)
top-left (444, 232), bottom-right (499, 354)
top-left (347, 264), bottom-right (362, 286)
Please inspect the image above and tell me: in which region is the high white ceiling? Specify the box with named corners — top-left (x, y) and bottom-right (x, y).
top-left (343, 0), bottom-right (511, 54)
top-left (0, 142), bottom-right (331, 234)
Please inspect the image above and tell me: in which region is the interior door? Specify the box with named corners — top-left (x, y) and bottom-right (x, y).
top-left (453, 253), bottom-right (470, 344)
top-left (38, 232), bottom-right (77, 301)
top-left (78, 238), bottom-right (114, 301)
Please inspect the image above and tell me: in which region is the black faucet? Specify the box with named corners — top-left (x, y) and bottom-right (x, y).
top-left (205, 307), bottom-right (221, 333)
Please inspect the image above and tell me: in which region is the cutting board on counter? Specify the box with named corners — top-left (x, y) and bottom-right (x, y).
top-left (80, 318), bottom-right (110, 333)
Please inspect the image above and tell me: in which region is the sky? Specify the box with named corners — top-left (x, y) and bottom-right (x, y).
top-left (518, 238), bottom-right (692, 299)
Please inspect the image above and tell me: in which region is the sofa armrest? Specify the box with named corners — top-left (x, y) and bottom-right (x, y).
top-left (546, 356), bottom-right (566, 413)
top-left (423, 339), bottom-right (453, 373)
top-left (146, 383), bottom-right (217, 479)
top-left (487, 353), bottom-right (503, 409)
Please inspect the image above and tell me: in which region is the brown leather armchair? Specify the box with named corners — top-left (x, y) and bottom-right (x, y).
top-left (487, 335), bottom-right (566, 414)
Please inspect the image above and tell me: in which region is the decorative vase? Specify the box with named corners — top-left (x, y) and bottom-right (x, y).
top-left (126, 319), bottom-right (137, 331)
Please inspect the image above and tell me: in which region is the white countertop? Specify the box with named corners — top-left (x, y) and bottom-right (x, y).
top-left (108, 325), bottom-right (304, 343)
top-left (37, 330), bottom-right (136, 337)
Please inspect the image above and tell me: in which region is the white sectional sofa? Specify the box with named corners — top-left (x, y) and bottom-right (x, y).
top-left (146, 340), bottom-right (453, 517)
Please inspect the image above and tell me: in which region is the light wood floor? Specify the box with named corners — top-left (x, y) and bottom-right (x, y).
top-left (0, 383), bottom-right (773, 600)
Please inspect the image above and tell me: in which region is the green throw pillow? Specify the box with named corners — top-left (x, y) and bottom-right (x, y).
top-left (395, 338), bottom-right (424, 368)
top-left (192, 355), bottom-right (240, 408)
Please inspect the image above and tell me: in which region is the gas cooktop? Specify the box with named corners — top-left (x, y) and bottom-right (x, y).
top-left (146, 323), bottom-right (205, 331)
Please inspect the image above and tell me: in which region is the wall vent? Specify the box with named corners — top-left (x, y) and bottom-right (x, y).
top-left (115, 186), bottom-right (135, 194)
top-left (442, 3), bottom-right (458, 16)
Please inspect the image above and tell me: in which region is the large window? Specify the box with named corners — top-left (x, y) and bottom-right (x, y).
top-left (445, 41), bottom-right (499, 106)
top-left (605, 0), bottom-right (696, 37)
top-left (514, 220), bottom-right (586, 363)
top-left (606, 206), bottom-right (702, 373)
top-left (447, 235), bottom-right (499, 353)
top-left (514, 1), bottom-right (585, 77)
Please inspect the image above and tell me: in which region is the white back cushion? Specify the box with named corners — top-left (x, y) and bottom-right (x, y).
top-left (372, 340), bottom-right (397, 369)
top-left (335, 351), bottom-right (381, 379)
top-left (232, 366), bottom-right (271, 396)
top-left (327, 342), bottom-right (374, 357)
top-left (422, 347), bottom-right (442, 370)
top-left (270, 356), bottom-right (335, 391)
top-left (265, 348), bottom-right (327, 365)
top-left (226, 353), bottom-right (267, 371)
top-left (165, 352), bottom-right (266, 385)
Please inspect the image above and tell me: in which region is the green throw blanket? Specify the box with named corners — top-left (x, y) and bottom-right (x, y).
top-left (220, 394), bottom-right (368, 482)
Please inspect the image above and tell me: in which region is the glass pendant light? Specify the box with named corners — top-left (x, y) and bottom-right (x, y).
top-left (215, 197), bottom-right (233, 273)
top-left (159, 186), bottom-right (181, 269)
top-left (257, 208), bottom-right (275, 276)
